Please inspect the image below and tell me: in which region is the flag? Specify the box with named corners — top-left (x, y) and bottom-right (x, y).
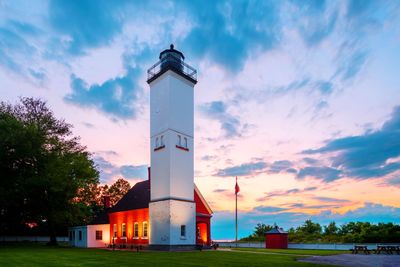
top-left (235, 176), bottom-right (240, 195)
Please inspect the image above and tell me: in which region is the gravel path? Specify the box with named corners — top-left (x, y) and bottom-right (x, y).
top-left (298, 254), bottom-right (400, 267)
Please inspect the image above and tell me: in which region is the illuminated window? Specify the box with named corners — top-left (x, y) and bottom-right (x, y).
top-left (113, 224), bottom-right (117, 238)
top-left (122, 223), bottom-right (126, 237)
top-left (95, 230), bottom-right (102, 240)
top-left (143, 222), bottom-right (148, 238)
top-left (184, 137), bottom-right (188, 148)
top-left (180, 225), bottom-right (186, 238)
top-left (134, 222), bottom-right (139, 238)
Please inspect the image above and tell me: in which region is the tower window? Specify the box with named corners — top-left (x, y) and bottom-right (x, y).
top-left (184, 137), bottom-right (188, 148)
top-left (156, 137), bottom-right (159, 148)
top-left (180, 225), bottom-right (186, 238)
top-left (177, 135), bottom-right (181, 146)
top-left (160, 135), bottom-right (164, 146)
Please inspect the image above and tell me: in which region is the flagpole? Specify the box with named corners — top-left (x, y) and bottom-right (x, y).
top-left (235, 176), bottom-right (238, 247)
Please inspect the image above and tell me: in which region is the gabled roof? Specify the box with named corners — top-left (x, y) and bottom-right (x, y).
top-left (266, 227), bottom-right (287, 234)
top-left (109, 180), bottom-right (150, 213)
top-left (108, 180), bottom-right (212, 215)
top-left (195, 184), bottom-right (213, 215)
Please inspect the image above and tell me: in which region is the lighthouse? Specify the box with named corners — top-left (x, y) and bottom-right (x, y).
top-left (147, 45), bottom-right (198, 249)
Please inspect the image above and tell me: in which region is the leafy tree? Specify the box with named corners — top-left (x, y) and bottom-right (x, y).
top-left (240, 223), bottom-right (274, 241)
top-left (324, 221), bottom-right (338, 235)
top-left (107, 178), bottom-right (131, 205)
top-left (298, 219), bottom-right (322, 235)
top-left (0, 98), bottom-right (99, 245)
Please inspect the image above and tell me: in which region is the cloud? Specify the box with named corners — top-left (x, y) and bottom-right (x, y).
top-left (257, 186), bottom-right (317, 202)
top-left (268, 160), bottom-right (293, 173)
top-left (216, 161), bottom-right (267, 177)
top-left (303, 106), bottom-right (400, 181)
top-left (181, 0), bottom-right (281, 72)
top-left (297, 166), bottom-right (342, 182)
top-left (312, 197), bottom-right (350, 203)
top-left (48, 0), bottom-right (125, 55)
top-left (253, 206), bottom-right (289, 213)
top-left (120, 165), bottom-right (148, 179)
top-left (65, 67), bottom-right (142, 120)
top-left (213, 189), bottom-right (228, 193)
top-left (93, 155), bottom-right (148, 183)
top-left (200, 101), bottom-right (242, 138)
top-left (290, 0), bottom-right (338, 46)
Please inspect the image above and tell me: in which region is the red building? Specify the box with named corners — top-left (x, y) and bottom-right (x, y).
top-left (108, 179), bottom-right (212, 247)
top-left (265, 227), bottom-right (288, 249)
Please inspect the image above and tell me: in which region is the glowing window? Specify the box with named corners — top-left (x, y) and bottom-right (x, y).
top-left (95, 230), bottom-right (102, 240)
top-left (122, 223), bottom-right (126, 237)
top-left (134, 222), bottom-right (139, 238)
top-left (143, 222), bottom-right (148, 238)
top-left (113, 224), bottom-right (117, 237)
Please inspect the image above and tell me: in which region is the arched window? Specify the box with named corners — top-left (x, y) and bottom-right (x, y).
top-left (143, 222), bottom-right (148, 238)
top-left (122, 223), bottom-right (126, 237)
top-left (133, 222), bottom-right (139, 238)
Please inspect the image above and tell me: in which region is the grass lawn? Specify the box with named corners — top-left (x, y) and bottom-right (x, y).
top-left (231, 247), bottom-right (350, 256)
top-left (0, 244), bottom-right (336, 267)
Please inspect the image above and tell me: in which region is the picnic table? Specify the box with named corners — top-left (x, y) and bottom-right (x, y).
top-left (352, 245), bottom-right (371, 254)
top-left (376, 245), bottom-right (400, 255)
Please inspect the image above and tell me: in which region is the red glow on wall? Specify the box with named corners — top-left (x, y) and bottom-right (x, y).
top-left (109, 208), bottom-right (149, 245)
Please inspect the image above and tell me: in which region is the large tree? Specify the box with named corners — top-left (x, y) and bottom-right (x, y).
top-left (0, 98), bottom-right (99, 245)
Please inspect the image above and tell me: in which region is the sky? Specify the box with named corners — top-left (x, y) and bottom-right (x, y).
top-left (1, 0), bottom-right (400, 240)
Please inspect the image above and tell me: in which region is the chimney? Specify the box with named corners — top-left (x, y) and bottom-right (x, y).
top-left (103, 196), bottom-right (111, 209)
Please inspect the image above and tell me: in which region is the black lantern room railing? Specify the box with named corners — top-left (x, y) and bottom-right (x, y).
top-left (147, 45), bottom-right (197, 84)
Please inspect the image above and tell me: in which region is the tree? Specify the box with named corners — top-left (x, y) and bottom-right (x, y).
top-left (107, 178), bottom-right (131, 206)
top-left (0, 98), bottom-right (99, 245)
top-left (324, 222), bottom-right (338, 235)
top-left (298, 219), bottom-right (322, 235)
top-left (240, 223), bottom-right (274, 241)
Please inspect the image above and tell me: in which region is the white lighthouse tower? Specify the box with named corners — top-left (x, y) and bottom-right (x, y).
top-left (147, 45), bottom-right (197, 249)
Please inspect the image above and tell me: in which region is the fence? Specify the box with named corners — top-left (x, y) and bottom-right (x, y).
top-left (215, 241), bottom-right (400, 250)
top-left (0, 236), bottom-right (69, 242)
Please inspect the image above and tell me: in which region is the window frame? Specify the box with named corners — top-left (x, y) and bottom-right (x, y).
top-left (133, 222), bottom-right (139, 239)
top-left (180, 225), bottom-right (186, 239)
top-left (142, 221), bottom-right (148, 239)
top-left (122, 223), bottom-right (126, 237)
top-left (95, 230), bottom-right (103, 240)
top-left (113, 224), bottom-right (117, 238)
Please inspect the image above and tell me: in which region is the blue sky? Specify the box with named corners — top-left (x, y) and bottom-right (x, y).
top-left (1, 0), bottom-right (400, 240)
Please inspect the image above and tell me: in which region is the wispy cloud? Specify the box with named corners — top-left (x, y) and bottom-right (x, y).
top-left (200, 101), bottom-right (243, 138)
top-left (302, 106), bottom-right (400, 181)
top-left (216, 161), bottom-right (267, 177)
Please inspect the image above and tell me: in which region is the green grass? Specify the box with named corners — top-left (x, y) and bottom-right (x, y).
top-left (0, 244), bottom-right (334, 267)
top-left (231, 248), bottom-right (350, 256)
